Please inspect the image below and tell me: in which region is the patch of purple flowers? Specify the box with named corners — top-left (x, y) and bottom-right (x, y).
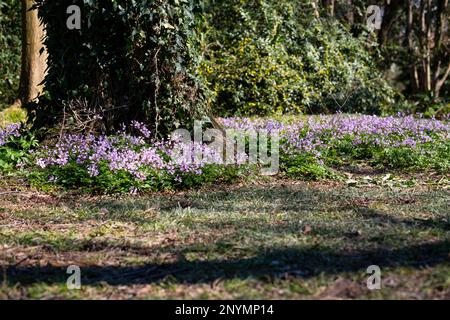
top-left (26, 114), bottom-right (450, 186)
top-left (36, 123), bottom-right (224, 181)
top-left (222, 114), bottom-right (450, 160)
top-left (0, 123), bottom-right (21, 147)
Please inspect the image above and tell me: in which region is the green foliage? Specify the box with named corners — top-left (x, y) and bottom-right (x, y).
top-left (33, 163), bottom-right (248, 194)
top-left (32, 162), bottom-right (150, 194)
top-left (280, 139), bottom-right (449, 181)
top-left (0, 106), bottom-right (27, 127)
top-left (177, 164), bottom-right (252, 187)
top-left (199, 0), bottom-right (396, 116)
top-left (0, 125), bottom-right (39, 172)
top-left (320, 135), bottom-right (450, 173)
top-left (33, 0), bottom-right (207, 135)
top-left (0, 0), bottom-right (21, 109)
top-left (394, 95), bottom-right (450, 119)
top-left (374, 143), bottom-right (450, 172)
top-left (281, 153), bottom-right (337, 180)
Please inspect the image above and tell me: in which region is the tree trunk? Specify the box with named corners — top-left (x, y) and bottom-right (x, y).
top-left (345, 0), bottom-right (354, 24)
top-left (432, 0), bottom-right (450, 98)
top-left (378, 0), bottom-right (405, 46)
top-left (311, 0), bottom-right (320, 19)
top-left (321, 0), bottom-right (335, 16)
top-left (406, 0), bottom-right (419, 93)
top-left (13, 0), bottom-right (47, 107)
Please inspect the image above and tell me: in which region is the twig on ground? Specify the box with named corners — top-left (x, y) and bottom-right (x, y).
top-left (0, 191), bottom-right (21, 196)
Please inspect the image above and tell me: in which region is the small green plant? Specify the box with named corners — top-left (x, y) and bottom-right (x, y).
top-left (0, 106), bottom-right (27, 127)
top-left (281, 153), bottom-right (337, 180)
top-left (0, 124), bottom-right (39, 172)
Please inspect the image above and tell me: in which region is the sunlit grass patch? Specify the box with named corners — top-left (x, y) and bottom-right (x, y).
top-left (0, 106), bottom-right (27, 127)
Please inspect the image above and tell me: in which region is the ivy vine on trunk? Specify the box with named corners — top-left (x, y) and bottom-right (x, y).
top-left (32, 0), bottom-right (207, 137)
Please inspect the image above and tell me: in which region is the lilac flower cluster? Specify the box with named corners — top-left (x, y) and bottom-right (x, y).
top-left (17, 113), bottom-right (450, 187)
top-left (222, 114), bottom-right (450, 159)
top-left (36, 124), bottom-right (224, 182)
top-left (0, 123), bottom-right (21, 147)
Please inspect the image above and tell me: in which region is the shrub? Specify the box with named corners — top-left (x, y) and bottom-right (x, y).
top-left (199, 0), bottom-right (396, 116)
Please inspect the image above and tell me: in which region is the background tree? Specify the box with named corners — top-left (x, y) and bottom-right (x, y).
top-left (2, 0), bottom-right (448, 121)
top-left (376, 0), bottom-right (450, 111)
top-left (311, 0), bottom-right (449, 113)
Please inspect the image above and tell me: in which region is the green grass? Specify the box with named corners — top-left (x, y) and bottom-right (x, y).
top-left (0, 105), bottom-right (27, 127)
top-left (0, 173), bottom-right (449, 299)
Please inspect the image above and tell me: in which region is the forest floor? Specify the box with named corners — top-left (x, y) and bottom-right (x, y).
top-left (0, 171), bottom-right (449, 299)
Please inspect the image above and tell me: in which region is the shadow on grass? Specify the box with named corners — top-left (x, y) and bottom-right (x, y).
top-left (79, 186), bottom-right (449, 222)
top-left (2, 184), bottom-right (449, 287)
top-left (3, 240), bottom-right (450, 286)
top-left (354, 207), bottom-right (450, 232)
